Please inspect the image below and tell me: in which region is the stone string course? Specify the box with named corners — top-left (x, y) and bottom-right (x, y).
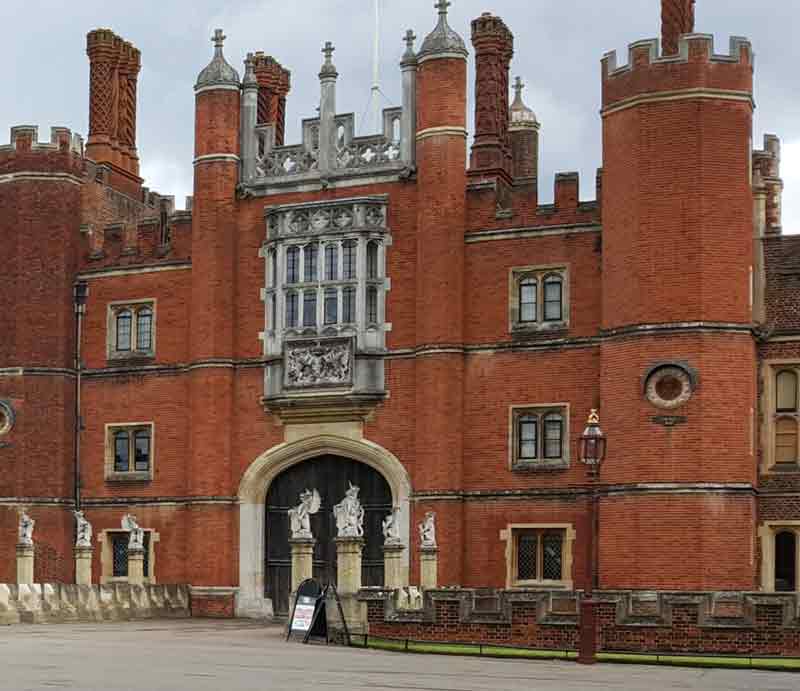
top-left (360, 588), bottom-right (800, 656)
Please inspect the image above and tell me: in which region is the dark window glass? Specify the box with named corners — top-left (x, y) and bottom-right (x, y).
top-left (269, 249), bottom-right (277, 288)
top-left (303, 291), bottom-right (317, 327)
top-left (518, 415), bottom-right (537, 460)
top-left (114, 431), bottom-right (130, 472)
top-left (143, 532), bottom-right (151, 577)
top-left (342, 287), bottom-right (356, 323)
top-left (303, 243), bottom-right (318, 282)
top-left (519, 278), bottom-right (537, 323)
top-left (777, 371), bottom-right (798, 413)
top-left (134, 430), bottom-right (151, 472)
top-left (367, 242), bottom-right (379, 279)
top-left (366, 286), bottom-right (378, 323)
top-left (542, 533), bottom-right (564, 580)
top-left (325, 244), bottom-right (338, 281)
top-left (776, 531), bottom-right (797, 592)
top-left (136, 308), bottom-right (153, 351)
top-left (112, 534), bottom-right (128, 577)
top-left (543, 276), bottom-right (563, 321)
top-left (116, 310), bottom-right (132, 351)
top-left (343, 241), bottom-right (357, 279)
top-left (286, 292), bottom-right (298, 328)
top-left (270, 295), bottom-right (277, 329)
top-left (544, 413), bottom-right (563, 459)
top-left (517, 532), bottom-right (538, 581)
top-left (286, 246), bottom-right (300, 284)
top-left (324, 288), bottom-right (338, 325)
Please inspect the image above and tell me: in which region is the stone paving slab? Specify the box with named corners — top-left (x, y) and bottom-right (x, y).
top-left (0, 619), bottom-right (796, 691)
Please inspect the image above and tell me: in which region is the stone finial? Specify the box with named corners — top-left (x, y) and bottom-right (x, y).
top-left (403, 29), bottom-right (417, 58)
top-left (418, 0), bottom-right (467, 60)
top-left (319, 41), bottom-right (338, 78)
top-left (510, 76), bottom-right (538, 128)
top-left (195, 27), bottom-right (241, 90)
top-left (243, 53), bottom-right (257, 88)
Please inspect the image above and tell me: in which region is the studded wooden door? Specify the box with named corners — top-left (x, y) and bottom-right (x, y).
top-left (265, 455), bottom-right (391, 616)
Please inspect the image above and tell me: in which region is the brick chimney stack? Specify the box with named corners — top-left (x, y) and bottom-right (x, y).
top-left (469, 12), bottom-right (513, 181)
top-left (252, 54), bottom-right (291, 146)
top-left (661, 0), bottom-right (696, 55)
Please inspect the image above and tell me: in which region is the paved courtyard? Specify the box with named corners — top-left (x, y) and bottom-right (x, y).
top-left (0, 619), bottom-right (796, 691)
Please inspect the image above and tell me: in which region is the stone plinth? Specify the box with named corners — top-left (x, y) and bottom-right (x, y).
top-left (382, 543), bottom-right (405, 589)
top-left (420, 547), bottom-right (438, 590)
top-left (289, 538), bottom-right (315, 594)
top-left (16, 544), bottom-right (34, 585)
top-left (128, 548), bottom-right (145, 586)
top-left (74, 546), bottom-right (93, 585)
top-left (335, 537), bottom-right (365, 628)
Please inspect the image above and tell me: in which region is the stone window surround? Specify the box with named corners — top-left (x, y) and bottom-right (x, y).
top-left (758, 521), bottom-right (800, 593)
top-left (97, 528), bottom-right (160, 585)
top-left (508, 264), bottom-right (569, 334)
top-left (508, 403), bottom-right (571, 471)
top-left (500, 523), bottom-right (575, 590)
top-left (760, 360), bottom-right (800, 474)
top-left (106, 298), bottom-right (157, 360)
top-left (104, 421), bottom-right (155, 483)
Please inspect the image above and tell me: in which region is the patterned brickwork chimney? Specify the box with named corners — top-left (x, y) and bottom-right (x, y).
top-left (252, 53), bottom-right (291, 147)
top-left (469, 12), bottom-right (513, 180)
top-left (661, 0), bottom-right (695, 55)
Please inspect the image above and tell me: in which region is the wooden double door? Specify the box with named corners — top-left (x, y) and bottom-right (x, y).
top-left (265, 454), bottom-right (392, 615)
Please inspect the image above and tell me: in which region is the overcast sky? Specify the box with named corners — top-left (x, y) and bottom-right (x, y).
top-left (3, 1), bottom-right (798, 230)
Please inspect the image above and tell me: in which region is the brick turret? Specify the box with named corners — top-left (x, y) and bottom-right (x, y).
top-left (413, 0), bottom-right (469, 586)
top-left (0, 126), bottom-right (85, 582)
top-left (509, 76), bottom-right (539, 186)
top-left (598, 1), bottom-right (756, 590)
top-left (86, 29), bottom-right (142, 195)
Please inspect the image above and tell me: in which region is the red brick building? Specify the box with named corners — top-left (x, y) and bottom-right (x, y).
top-left (0, 0), bottom-right (797, 619)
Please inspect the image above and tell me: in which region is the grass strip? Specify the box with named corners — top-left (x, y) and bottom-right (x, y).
top-left (360, 637), bottom-right (800, 672)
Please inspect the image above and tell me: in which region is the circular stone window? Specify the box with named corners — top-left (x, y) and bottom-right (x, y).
top-left (645, 366), bottom-right (693, 410)
top-left (0, 401), bottom-right (15, 436)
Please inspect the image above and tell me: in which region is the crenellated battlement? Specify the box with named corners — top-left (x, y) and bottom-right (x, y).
top-left (0, 125), bottom-right (83, 156)
top-left (0, 126), bottom-right (85, 178)
top-left (602, 34), bottom-right (753, 109)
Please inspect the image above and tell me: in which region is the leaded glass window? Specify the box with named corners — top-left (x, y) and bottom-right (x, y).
top-left (269, 249), bottom-right (277, 288)
top-left (519, 278), bottom-right (537, 323)
top-left (116, 310), bottom-right (132, 351)
top-left (303, 291), bottom-right (317, 327)
top-left (325, 244), bottom-right (338, 281)
top-left (112, 534), bottom-right (128, 577)
top-left (515, 529), bottom-right (566, 583)
top-left (343, 287), bottom-right (356, 323)
top-left (136, 308), bottom-right (153, 351)
top-left (303, 243), bottom-right (318, 282)
top-left (511, 268), bottom-right (567, 331)
top-left (366, 286), bottom-right (378, 323)
top-left (518, 416), bottom-right (537, 460)
top-left (367, 241), bottom-right (379, 279)
top-left (286, 246), bottom-right (300, 284)
top-left (514, 407), bottom-right (568, 466)
top-left (324, 288), bottom-right (338, 325)
top-left (114, 431), bottom-right (130, 472)
top-left (517, 532), bottom-right (538, 581)
top-left (343, 241), bottom-right (357, 280)
top-left (542, 533), bottom-right (564, 580)
top-left (286, 292), bottom-right (298, 328)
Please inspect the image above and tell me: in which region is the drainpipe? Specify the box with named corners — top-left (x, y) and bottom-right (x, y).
top-left (73, 281), bottom-right (89, 511)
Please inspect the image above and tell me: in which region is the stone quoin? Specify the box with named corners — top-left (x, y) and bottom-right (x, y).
top-left (0, 0), bottom-right (798, 628)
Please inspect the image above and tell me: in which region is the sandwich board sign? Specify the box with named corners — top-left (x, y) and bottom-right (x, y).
top-left (287, 579), bottom-right (322, 641)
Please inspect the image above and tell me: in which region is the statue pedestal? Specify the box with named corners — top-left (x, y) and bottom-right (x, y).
top-left (128, 548), bottom-right (145, 586)
top-left (420, 547), bottom-right (438, 590)
top-left (74, 546), bottom-right (93, 585)
top-left (16, 544), bottom-right (34, 585)
top-left (289, 538), bottom-right (315, 594)
top-left (382, 543), bottom-right (405, 589)
top-left (335, 537), bottom-right (365, 629)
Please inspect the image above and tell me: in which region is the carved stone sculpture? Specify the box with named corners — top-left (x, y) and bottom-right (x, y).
top-left (121, 513), bottom-right (144, 550)
top-left (74, 511), bottom-right (93, 548)
top-left (333, 483), bottom-right (364, 538)
top-left (418, 511), bottom-right (437, 549)
top-left (382, 506), bottom-right (402, 546)
top-left (285, 340), bottom-right (351, 388)
top-left (18, 511), bottom-right (35, 546)
top-left (288, 488), bottom-right (321, 540)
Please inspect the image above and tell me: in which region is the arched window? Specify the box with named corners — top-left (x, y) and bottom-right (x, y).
top-left (116, 310), bottom-right (132, 352)
top-left (114, 430), bottom-right (130, 472)
top-left (543, 275), bottom-right (563, 322)
top-left (518, 415), bottom-right (537, 460)
top-left (775, 418), bottom-right (798, 464)
top-left (342, 287), bottom-right (356, 323)
top-left (324, 288), bottom-right (338, 325)
top-left (366, 286), bottom-right (378, 324)
top-left (285, 291), bottom-right (298, 328)
top-left (343, 241), bottom-right (357, 279)
top-left (777, 371), bottom-right (798, 412)
top-left (286, 246), bottom-right (300, 284)
top-left (303, 290), bottom-right (317, 327)
top-left (367, 241), bottom-right (379, 279)
top-left (775, 531), bottom-right (797, 592)
top-left (325, 244), bottom-right (339, 281)
top-left (543, 413), bottom-right (564, 459)
top-left (134, 429), bottom-right (151, 472)
top-left (136, 308), bottom-right (153, 351)
top-left (519, 278), bottom-right (537, 323)
top-left (303, 243), bottom-right (318, 282)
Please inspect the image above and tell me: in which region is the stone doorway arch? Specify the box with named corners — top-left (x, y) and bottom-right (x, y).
top-left (236, 434), bottom-right (411, 618)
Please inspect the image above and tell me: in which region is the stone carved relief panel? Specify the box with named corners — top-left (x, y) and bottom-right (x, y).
top-left (266, 197), bottom-right (387, 241)
top-left (283, 337), bottom-right (354, 389)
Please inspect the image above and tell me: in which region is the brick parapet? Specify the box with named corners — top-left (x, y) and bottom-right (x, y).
top-left (0, 126), bottom-right (85, 178)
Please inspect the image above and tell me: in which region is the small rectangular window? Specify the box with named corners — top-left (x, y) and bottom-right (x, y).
top-left (110, 532), bottom-right (151, 579)
top-left (110, 302), bottom-right (155, 358)
top-left (108, 425), bottom-right (153, 479)
top-left (286, 247), bottom-right (300, 284)
top-left (303, 243), bottom-right (318, 282)
top-left (366, 286), bottom-right (378, 323)
top-left (343, 287), bottom-right (356, 323)
top-left (513, 407), bottom-right (568, 468)
top-left (343, 242), bottom-right (357, 280)
top-left (514, 529), bottom-right (566, 584)
top-left (303, 291), bottom-right (317, 327)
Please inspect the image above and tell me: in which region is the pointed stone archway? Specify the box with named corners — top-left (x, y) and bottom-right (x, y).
top-left (236, 434), bottom-right (411, 618)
